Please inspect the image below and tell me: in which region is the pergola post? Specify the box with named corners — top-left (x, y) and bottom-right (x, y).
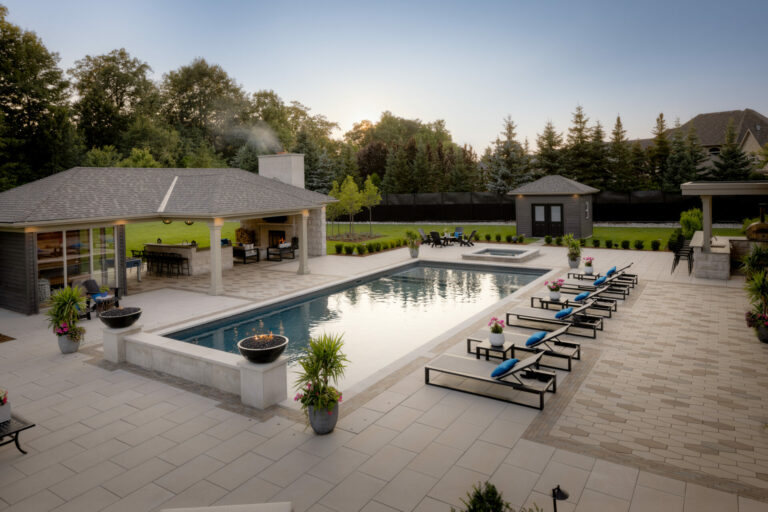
top-left (297, 210), bottom-right (310, 275)
top-left (208, 219), bottom-right (224, 295)
top-left (701, 195), bottom-right (712, 251)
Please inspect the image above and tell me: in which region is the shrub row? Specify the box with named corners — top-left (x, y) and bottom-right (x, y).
top-left (335, 238), bottom-right (405, 256)
top-left (484, 233), bottom-right (525, 243)
top-left (546, 238), bottom-right (663, 251)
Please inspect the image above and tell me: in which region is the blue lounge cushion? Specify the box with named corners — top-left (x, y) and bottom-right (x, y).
top-left (94, 291), bottom-right (108, 299)
top-left (574, 291), bottom-right (590, 302)
top-left (554, 307), bottom-right (573, 319)
top-left (525, 331), bottom-right (548, 347)
top-left (606, 266), bottom-right (617, 276)
top-left (491, 358), bottom-right (519, 379)
top-left (593, 276), bottom-right (607, 286)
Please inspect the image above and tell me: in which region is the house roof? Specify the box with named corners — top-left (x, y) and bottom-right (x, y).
top-left (0, 167), bottom-right (333, 226)
top-left (635, 109), bottom-right (768, 149)
top-left (509, 175), bottom-right (599, 195)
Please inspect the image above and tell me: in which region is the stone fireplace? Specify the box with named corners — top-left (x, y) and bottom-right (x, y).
top-left (268, 230), bottom-right (286, 247)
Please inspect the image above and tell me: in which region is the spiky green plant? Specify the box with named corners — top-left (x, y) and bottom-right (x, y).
top-left (294, 334), bottom-right (349, 415)
top-left (46, 286), bottom-right (87, 342)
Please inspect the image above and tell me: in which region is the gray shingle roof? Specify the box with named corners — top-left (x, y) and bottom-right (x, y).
top-left (678, 109), bottom-right (768, 147)
top-left (509, 175), bottom-right (599, 195)
top-left (0, 167), bottom-right (333, 225)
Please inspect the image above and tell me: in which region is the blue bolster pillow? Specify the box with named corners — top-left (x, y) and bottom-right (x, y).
top-left (606, 266), bottom-right (617, 276)
top-left (525, 331), bottom-right (547, 347)
top-left (95, 291), bottom-right (108, 298)
top-left (593, 276), bottom-right (607, 286)
top-left (555, 307), bottom-right (573, 319)
top-left (491, 358), bottom-right (519, 379)
top-left (574, 291), bottom-right (590, 302)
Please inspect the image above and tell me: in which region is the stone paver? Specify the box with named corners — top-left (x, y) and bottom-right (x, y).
top-left (0, 244), bottom-right (761, 512)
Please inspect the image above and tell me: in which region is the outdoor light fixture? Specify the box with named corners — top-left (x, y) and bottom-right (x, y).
top-left (162, 218), bottom-right (172, 225)
top-left (552, 485), bottom-right (569, 512)
top-left (184, 220), bottom-right (194, 226)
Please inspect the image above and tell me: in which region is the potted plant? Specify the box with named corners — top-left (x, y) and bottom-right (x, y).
top-left (745, 269), bottom-right (768, 343)
top-left (583, 256), bottom-right (595, 275)
top-left (488, 317), bottom-right (505, 347)
top-left (452, 481), bottom-right (512, 512)
top-left (564, 233), bottom-right (580, 268)
top-left (405, 230), bottom-right (420, 258)
top-left (0, 388), bottom-right (9, 424)
top-left (545, 279), bottom-right (565, 301)
top-left (294, 333), bottom-right (348, 435)
top-left (237, 333), bottom-right (289, 363)
top-left (46, 286), bottom-right (87, 354)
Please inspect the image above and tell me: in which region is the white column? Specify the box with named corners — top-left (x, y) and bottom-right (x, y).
top-left (702, 195), bottom-right (712, 252)
top-left (297, 210), bottom-right (310, 275)
top-left (208, 219), bottom-right (224, 295)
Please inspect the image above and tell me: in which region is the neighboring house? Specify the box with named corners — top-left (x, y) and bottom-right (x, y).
top-left (0, 154), bottom-right (334, 315)
top-left (635, 108), bottom-right (768, 170)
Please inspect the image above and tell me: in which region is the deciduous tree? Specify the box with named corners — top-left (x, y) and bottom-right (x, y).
top-left (119, 148), bottom-right (160, 168)
top-left (82, 146), bottom-right (122, 167)
top-left (337, 175), bottom-right (363, 234)
top-left (360, 175), bottom-right (382, 235)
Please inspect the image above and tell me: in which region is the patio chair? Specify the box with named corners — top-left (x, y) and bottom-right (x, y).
top-left (417, 228), bottom-right (431, 245)
top-left (429, 231), bottom-right (445, 247)
top-left (507, 325), bottom-right (581, 371)
top-left (79, 278), bottom-right (120, 315)
top-left (506, 300), bottom-right (603, 338)
top-left (425, 352), bottom-right (555, 410)
top-left (460, 230), bottom-right (476, 247)
top-left (671, 240), bottom-right (694, 275)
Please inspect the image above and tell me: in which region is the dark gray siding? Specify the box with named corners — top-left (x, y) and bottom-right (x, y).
top-left (514, 194), bottom-right (594, 238)
top-left (0, 231), bottom-right (38, 315)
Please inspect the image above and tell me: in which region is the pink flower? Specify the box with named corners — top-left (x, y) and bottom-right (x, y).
top-left (328, 411), bottom-right (332, 415)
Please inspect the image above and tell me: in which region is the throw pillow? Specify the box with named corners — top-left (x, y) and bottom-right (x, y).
top-left (525, 331), bottom-right (548, 347)
top-left (491, 358), bottom-right (519, 379)
top-left (555, 307), bottom-right (573, 319)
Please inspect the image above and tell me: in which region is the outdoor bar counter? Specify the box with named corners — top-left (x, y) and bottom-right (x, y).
top-left (143, 243), bottom-right (233, 276)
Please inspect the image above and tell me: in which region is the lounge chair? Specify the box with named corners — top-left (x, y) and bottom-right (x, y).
top-left (429, 231), bottom-right (445, 247)
top-left (506, 300), bottom-right (603, 338)
top-left (79, 278), bottom-right (120, 317)
top-left (425, 352), bottom-right (555, 409)
top-left (506, 325), bottom-right (581, 371)
top-left (560, 273), bottom-right (631, 299)
top-left (567, 263), bottom-right (638, 286)
top-left (460, 230), bottom-right (476, 247)
top-left (530, 286), bottom-right (617, 318)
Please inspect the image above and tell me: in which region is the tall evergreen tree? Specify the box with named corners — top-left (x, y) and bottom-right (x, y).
top-left (684, 124), bottom-right (707, 178)
top-left (305, 149), bottom-right (335, 193)
top-left (535, 121), bottom-right (563, 176)
top-left (607, 116), bottom-right (632, 191)
top-left (482, 117), bottom-right (530, 196)
top-left (712, 119), bottom-right (753, 180)
top-left (664, 120), bottom-right (695, 191)
top-left (447, 145), bottom-right (480, 192)
top-left (412, 143), bottom-right (432, 192)
top-left (586, 121), bottom-right (608, 189)
top-left (564, 106), bottom-right (591, 182)
top-left (647, 113), bottom-right (669, 189)
top-left (629, 141), bottom-right (652, 189)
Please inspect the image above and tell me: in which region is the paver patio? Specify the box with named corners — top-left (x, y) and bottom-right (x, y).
top-left (0, 243), bottom-right (765, 512)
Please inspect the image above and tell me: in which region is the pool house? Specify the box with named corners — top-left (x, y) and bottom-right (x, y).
top-left (0, 154), bottom-right (333, 315)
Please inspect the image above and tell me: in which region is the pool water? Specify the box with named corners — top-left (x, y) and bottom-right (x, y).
top-left (169, 262), bottom-right (546, 387)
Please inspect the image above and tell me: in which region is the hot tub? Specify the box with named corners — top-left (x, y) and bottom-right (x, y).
top-left (462, 247), bottom-right (540, 263)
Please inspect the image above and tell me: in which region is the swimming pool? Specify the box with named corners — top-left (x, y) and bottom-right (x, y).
top-left (168, 262), bottom-right (546, 386)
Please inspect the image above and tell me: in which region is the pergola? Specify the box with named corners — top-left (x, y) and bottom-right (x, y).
top-left (681, 181), bottom-right (768, 250)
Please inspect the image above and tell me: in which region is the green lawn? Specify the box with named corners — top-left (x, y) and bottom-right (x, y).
top-left (124, 221), bottom-right (743, 256)
top-left (125, 221), bottom-right (239, 255)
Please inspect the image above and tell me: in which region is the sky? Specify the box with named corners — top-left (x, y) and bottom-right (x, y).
top-left (5, 0), bottom-right (768, 151)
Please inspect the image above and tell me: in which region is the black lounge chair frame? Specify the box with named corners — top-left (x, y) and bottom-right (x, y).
top-left (559, 274), bottom-right (631, 299)
top-left (509, 325), bottom-right (581, 371)
top-left (425, 352), bottom-right (556, 410)
top-left (567, 263), bottom-right (638, 286)
top-left (506, 301), bottom-right (603, 339)
top-left (530, 293), bottom-right (614, 318)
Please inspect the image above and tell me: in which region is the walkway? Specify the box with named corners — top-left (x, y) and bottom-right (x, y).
top-left (0, 243), bottom-right (763, 512)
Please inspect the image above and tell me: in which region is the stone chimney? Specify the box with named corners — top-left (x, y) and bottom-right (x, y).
top-left (258, 153), bottom-right (305, 189)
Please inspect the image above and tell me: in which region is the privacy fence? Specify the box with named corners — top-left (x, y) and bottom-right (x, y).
top-left (352, 191), bottom-right (762, 223)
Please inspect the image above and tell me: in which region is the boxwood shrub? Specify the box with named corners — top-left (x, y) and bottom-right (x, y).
top-left (592, 239), bottom-right (600, 248)
top-left (485, 233), bottom-right (492, 241)
top-left (495, 233), bottom-right (502, 242)
top-left (555, 236), bottom-right (563, 246)
top-left (605, 239), bottom-right (613, 248)
top-left (621, 240), bottom-right (630, 249)
top-left (344, 245), bottom-right (354, 255)
top-left (545, 235), bottom-right (552, 244)
top-left (517, 234), bottom-right (525, 243)
top-left (335, 243), bottom-right (343, 254)
top-left (651, 239), bottom-right (661, 251)
top-left (633, 240), bottom-right (644, 250)
top-left (357, 244), bottom-right (367, 255)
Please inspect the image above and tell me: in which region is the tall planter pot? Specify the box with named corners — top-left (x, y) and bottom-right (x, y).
top-left (409, 247), bottom-right (419, 259)
top-left (757, 325), bottom-right (768, 343)
top-left (568, 258), bottom-right (580, 269)
top-left (308, 403), bottom-right (339, 435)
top-left (57, 335), bottom-right (79, 354)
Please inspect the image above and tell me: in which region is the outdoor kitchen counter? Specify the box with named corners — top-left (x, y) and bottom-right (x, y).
top-left (143, 243), bottom-right (233, 276)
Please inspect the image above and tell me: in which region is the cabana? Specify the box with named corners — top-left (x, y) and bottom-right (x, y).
top-left (0, 154), bottom-right (334, 315)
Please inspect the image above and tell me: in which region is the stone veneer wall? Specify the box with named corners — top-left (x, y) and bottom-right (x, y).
top-left (308, 207), bottom-right (326, 257)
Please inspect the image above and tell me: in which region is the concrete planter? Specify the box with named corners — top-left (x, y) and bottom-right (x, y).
top-left (57, 335), bottom-right (79, 354)
top-left (549, 291), bottom-right (561, 301)
top-left (308, 403), bottom-right (339, 435)
top-left (409, 247), bottom-right (419, 258)
top-left (584, 266), bottom-right (594, 275)
top-left (489, 332), bottom-right (505, 347)
top-left (568, 258), bottom-right (580, 269)
top-left (757, 325), bottom-right (768, 343)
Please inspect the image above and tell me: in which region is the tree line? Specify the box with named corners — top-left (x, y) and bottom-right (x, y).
top-left (1, 4), bottom-right (765, 195)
